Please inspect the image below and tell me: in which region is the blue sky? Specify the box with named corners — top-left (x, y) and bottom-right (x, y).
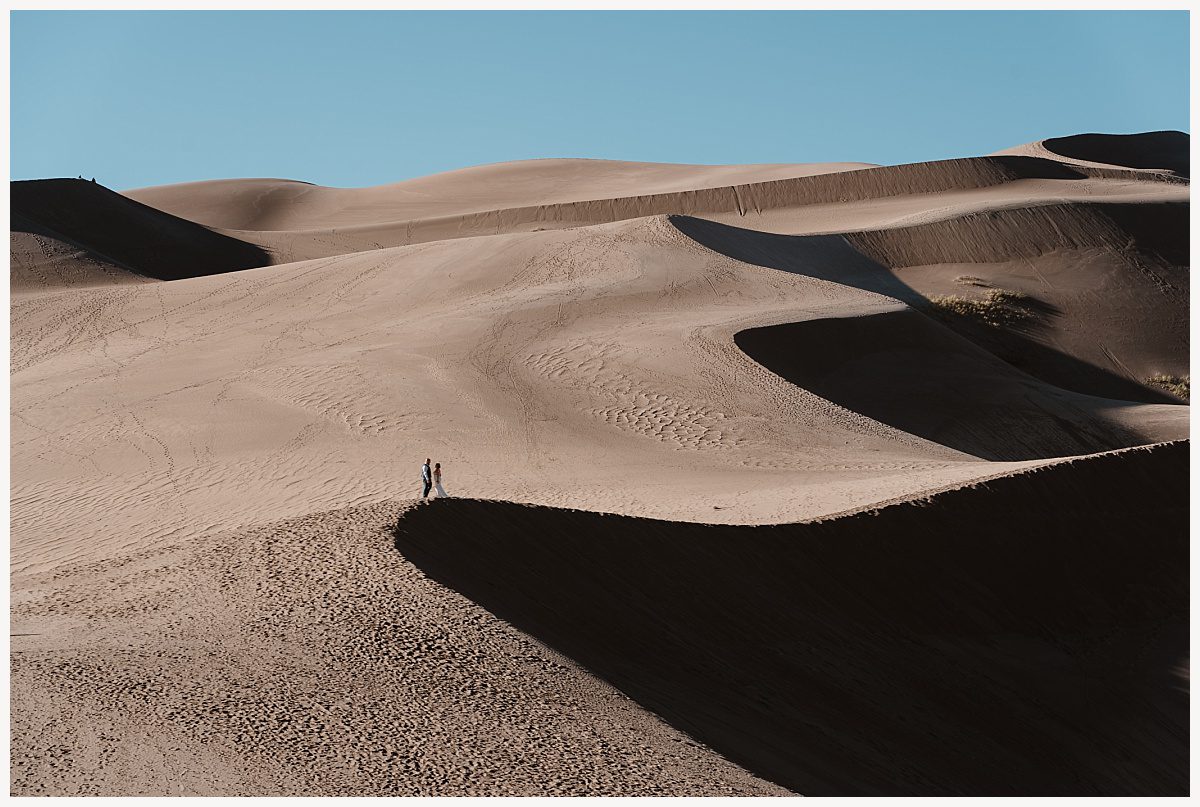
top-left (10, 10), bottom-right (1190, 190)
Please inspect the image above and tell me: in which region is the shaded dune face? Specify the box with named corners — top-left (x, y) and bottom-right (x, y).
top-left (394, 441), bottom-right (1188, 796)
top-left (734, 310), bottom-right (1148, 460)
top-left (1042, 131), bottom-right (1190, 178)
top-left (11, 179), bottom-right (271, 288)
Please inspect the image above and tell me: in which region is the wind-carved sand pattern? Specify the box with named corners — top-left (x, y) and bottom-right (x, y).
top-left (526, 344), bottom-right (745, 451)
top-left (10, 132), bottom-right (1190, 795)
top-left (251, 365), bottom-right (434, 437)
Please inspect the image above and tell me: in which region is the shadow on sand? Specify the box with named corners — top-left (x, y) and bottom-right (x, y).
top-left (734, 310), bottom-right (1153, 461)
top-left (12, 179), bottom-right (272, 281)
top-left (394, 441), bottom-right (1188, 796)
top-left (670, 213), bottom-right (1185, 407)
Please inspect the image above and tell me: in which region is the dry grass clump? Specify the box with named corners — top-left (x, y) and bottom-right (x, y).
top-left (926, 288), bottom-right (1031, 327)
top-left (1147, 374), bottom-right (1189, 401)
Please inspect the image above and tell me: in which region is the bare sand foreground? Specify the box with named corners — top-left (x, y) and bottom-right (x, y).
top-left (10, 131), bottom-right (1189, 795)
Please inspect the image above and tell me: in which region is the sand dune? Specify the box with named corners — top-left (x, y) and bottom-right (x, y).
top-left (11, 179), bottom-right (270, 292)
top-left (10, 228), bottom-right (152, 292)
top-left (18, 199), bottom-right (1181, 571)
top-left (997, 130), bottom-right (1189, 178)
top-left (13, 442), bottom-right (1182, 796)
top-left (10, 500), bottom-right (787, 796)
top-left (123, 158), bottom-right (879, 231)
top-left (395, 441), bottom-right (1188, 796)
top-left (10, 132), bottom-right (1189, 795)
top-left (13, 214), bottom-right (1024, 575)
top-left (676, 201), bottom-right (1189, 403)
top-left (123, 151), bottom-right (1188, 265)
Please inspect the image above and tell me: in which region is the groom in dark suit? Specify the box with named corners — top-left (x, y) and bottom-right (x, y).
top-left (421, 458), bottom-right (432, 500)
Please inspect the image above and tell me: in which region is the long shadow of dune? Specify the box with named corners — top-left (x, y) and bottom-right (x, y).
top-left (671, 214), bottom-right (1183, 407)
top-left (12, 179), bottom-right (272, 281)
top-left (393, 442), bottom-right (1188, 796)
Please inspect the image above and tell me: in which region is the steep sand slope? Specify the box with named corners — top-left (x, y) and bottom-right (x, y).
top-left (10, 501), bottom-right (786, 796)
top-left (394, 441), bottom-right (1188, 796)
top-left (11, 179), bottom-right (270, 292)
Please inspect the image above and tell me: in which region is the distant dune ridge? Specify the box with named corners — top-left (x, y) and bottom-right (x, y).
top-left (10, 131), bottom-right (1189, 796)
top-left (121, 159), bottom-right (881, 231)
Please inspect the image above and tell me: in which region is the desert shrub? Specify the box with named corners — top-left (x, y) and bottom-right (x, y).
top-left (925, 288), bottom-right (1031, 327)
top-left (1147, 374), bottom-right (1190, 401)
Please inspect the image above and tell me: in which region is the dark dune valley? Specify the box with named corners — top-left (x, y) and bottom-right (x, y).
top-left (10, 130), bottom-right (1189, 795)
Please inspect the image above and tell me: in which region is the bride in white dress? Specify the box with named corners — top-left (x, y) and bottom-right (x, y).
top-left (433, 462), bottom-right (450, 498)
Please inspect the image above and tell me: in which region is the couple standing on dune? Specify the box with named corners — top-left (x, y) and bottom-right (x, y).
top-left (421, 458), bottom-right (449, 501)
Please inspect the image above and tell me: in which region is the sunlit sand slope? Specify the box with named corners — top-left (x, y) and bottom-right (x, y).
top-left (10, 501), bottom-right (787, 796)
top-left (122, 148), bottom-right (1187, 263)
top-left (25, 214), bottom-right (1141, 578)
top-left (123, 158), bottom-right (879, 230)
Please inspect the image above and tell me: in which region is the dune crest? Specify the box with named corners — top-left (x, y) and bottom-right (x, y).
top-left (123, 158), bottom-right (879, 231)
top-left (120, 147), bottom-right (1187, 264)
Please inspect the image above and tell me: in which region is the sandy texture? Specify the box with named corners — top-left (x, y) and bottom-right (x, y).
top-left (17, 213), bottom-right (1090, 577)
top-left (12, 501), bottom-right (786, 796)
top-left (10, 130), bottom-right (1189, 795)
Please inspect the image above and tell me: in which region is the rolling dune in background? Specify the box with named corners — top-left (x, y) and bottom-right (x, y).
top-left (10, 131), bottom-right (1189, 795)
